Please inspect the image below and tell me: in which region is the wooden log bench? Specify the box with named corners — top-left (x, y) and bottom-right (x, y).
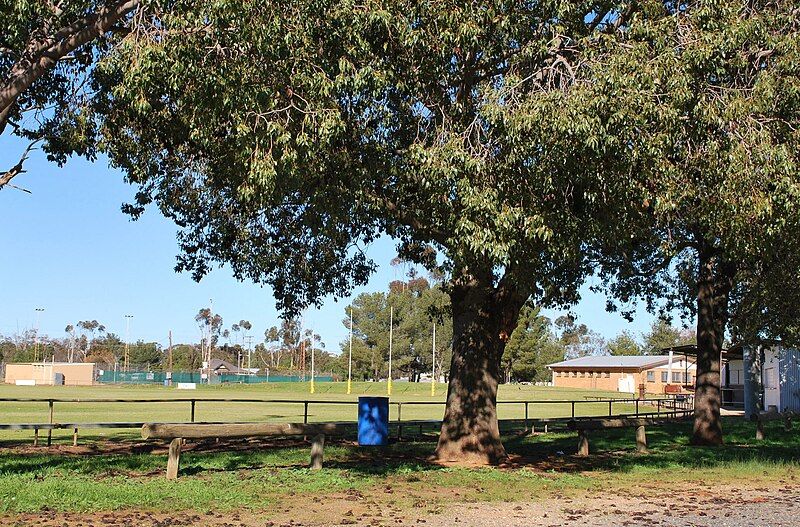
top-left (567, 416), bottom-right (691, 456)
top-left (750, 410), bottom-right (798, 440)
top-left (0, 422), bottom-right (147, 446)
top-left (141, 422), bottom-right (341, 479)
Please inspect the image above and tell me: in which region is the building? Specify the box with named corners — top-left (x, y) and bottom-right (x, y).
top-left (548, 355), bottom-right (696, 395)
top-left (4, 362), bottom-right (96, 386)
top-left (207, 358), bottom-right (252, 376)
top-left (742, 345), bottom-right (800, 414)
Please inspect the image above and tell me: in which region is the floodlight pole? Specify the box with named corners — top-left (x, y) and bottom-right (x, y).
top-left (388, 306), bottom-right (393, 396)
top-left (208, 299), bottom-right (214, 384)
top-left (431, 322), bottom-right (436, 397)
top-left (347, 307), bottom-right (353, 395)
top-left (34, 308), bottom-right (44, 362)
top-left (124, 314), bottom-right (133, 372)
top-left (310, 339), bottom-right (315, 394)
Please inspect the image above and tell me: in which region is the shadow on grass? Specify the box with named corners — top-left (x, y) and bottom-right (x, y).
top-left (1, 418), bottom-right (796, 478)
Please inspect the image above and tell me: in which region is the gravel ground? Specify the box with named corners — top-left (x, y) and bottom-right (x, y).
top-left (3, 482), bottom-right (798, 526)
top-left (425, 485), bottom-right (800, 527)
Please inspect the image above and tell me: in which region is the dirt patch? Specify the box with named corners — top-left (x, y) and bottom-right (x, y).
top-left (3, 479), bottom-right (798, 527)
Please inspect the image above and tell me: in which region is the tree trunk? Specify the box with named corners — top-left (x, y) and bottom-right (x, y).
top-left (691, 250), bottom-right (734, 446)
top-left (434, 272), bottom-right (525, 465)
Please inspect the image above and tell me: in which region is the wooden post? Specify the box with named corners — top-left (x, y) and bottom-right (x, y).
top-left (756, 417), bottom-right (765, 441)
top-left (167, 438), bottom-right (182, 480)
top-left (33, 428), bottom-right (39, 446)
top-left (635, 425), bottom-right (648, 453)
top-left (310, 434), bottom-right (325, 469)
top-left (72, 427), bottom-right (78, 447)
top-left (397, 403), bottom-right (403, 440)
top-left (304, 401), bottom-right (309, 424)
top-left (524, 402), bottom-right (529, 433)
top-left (577, 429), bottom-right (589, 456)
top-left (571, 401), bottom-right (575, 419)
top-left (190, 400), bottom-right (196, 423)
top-left (635, 399), bottom-right (639, 416)
top-left (608, 400), bottom-right (613, 417)
top-left (47, 400), bottom-right (54, 447)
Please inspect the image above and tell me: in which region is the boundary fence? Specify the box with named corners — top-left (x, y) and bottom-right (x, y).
top-left (0, 396), bottom-right (693, 446)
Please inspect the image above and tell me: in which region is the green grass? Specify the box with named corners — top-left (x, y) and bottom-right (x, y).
top-left (0, 417), bottom-right (797, 514)
top-left (0, 382), bottom-right (641, 443)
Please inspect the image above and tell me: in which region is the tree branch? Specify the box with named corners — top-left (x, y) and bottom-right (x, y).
top-left (0, 0), bottom-right (139, 134)
top-left (0, 140), bottom-right (38, 192)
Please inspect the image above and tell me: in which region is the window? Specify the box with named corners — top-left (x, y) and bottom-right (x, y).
top-left (647, 371), bottom-right (655, 382)
top-left (661, 371), bottom-right (668, 383)
top-left (672, 372), bottom-right (682, 383)
top-left (604, 372), bottom-right (610, 378)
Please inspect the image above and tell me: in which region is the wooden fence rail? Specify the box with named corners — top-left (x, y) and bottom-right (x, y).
top-left (0, 396), bottom-right (693, 446)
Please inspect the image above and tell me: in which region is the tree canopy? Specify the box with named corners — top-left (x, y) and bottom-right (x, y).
top-left (578, 0), bottom-right (800, 444)
top-left (8, 0), bottom-right (800, 461)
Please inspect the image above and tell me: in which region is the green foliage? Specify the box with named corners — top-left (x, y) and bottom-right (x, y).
top-left (554, 315), bottom-right (606, 358)
top-left (0, 0), bottom-right (141, 159)
top-left (607, 330), bottom-right (641, 356)
top-left (341, 277), bottom-right (452, 381)
top-left (85, 0), bottom-right (630, 316)
top-left (640, 320), bottom-right (694, 356)
top-left (501, 306), bottom-right (564, 382)
top-left (580, 1), bottom-right (800, 346)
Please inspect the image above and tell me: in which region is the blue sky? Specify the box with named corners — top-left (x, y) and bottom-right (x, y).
top-left (1, 135), bottom-right (659, 352)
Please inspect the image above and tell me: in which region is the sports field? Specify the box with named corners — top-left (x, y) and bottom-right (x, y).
top-left (0, 382), bottom-right (645, 443)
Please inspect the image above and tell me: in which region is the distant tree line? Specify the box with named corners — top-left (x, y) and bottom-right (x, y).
top-left (338, 273), bottom-right (696, 384)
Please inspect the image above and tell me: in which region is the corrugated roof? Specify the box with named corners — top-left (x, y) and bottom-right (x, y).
top-left (548, 355), bottom-right (670, 370)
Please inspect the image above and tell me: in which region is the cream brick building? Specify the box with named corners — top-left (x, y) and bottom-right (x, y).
top-left (548, 355), bottom-right (696, 395)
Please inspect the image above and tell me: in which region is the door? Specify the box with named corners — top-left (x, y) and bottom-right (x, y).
top-left (618, 374), bottom-right (635, 394)
top-left (764, 366), bottom-right (780, 411)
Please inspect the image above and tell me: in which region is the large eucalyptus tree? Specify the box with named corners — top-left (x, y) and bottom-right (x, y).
top-left (576, 0), bottom-right (800, 444)
top-left (88, 0), bottom-right (629, 463)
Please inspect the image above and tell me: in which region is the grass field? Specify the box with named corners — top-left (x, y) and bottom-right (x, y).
top-left (0, 382), bottom-right (649, 443)
top-left (0, 417), bottom-right (797, 517)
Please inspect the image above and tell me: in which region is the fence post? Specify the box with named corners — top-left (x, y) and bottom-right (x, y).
top-left (608, 400), bottom-right (612, 417)
top-left (47, 400), bottom-right (54, 447)
top-left (524, 402), bottom-right (529, 433)
top-left (397, 402), bottom-right (403, 440)
top-left (304, 401), bottom-right (309, 424)
top-left (571, 401), bottom-right (575, 419)
top-left (657, 400), bottom-right (661, 415)
top-left (635, 399), bottom-right (639, 417)
top-left (190, 400), bottom-right (196, 423)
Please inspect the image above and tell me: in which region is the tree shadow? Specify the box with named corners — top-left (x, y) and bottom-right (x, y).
top-left (1, 417), bottom-right (795, 478)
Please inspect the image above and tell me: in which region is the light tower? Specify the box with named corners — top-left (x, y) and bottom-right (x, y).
top-left (124, 315), bottom-right (133, 372)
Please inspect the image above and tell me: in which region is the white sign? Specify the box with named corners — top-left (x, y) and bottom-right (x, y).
top-left (15, 380), bottom-right (36, 386)
top-left (176, 383), bottom-right (197, 390)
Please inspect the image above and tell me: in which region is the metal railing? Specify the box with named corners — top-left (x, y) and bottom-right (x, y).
top-left (0, 396), bottom-right (693, 446)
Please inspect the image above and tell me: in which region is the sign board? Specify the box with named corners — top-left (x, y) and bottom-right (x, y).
top-left (176, 383), bottom-right (197, 390)
top-left (15, 380), bottom-right (36, 386)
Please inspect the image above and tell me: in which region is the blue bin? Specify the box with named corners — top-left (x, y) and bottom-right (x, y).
top-left (358, 396), bottom-right (389, 446)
